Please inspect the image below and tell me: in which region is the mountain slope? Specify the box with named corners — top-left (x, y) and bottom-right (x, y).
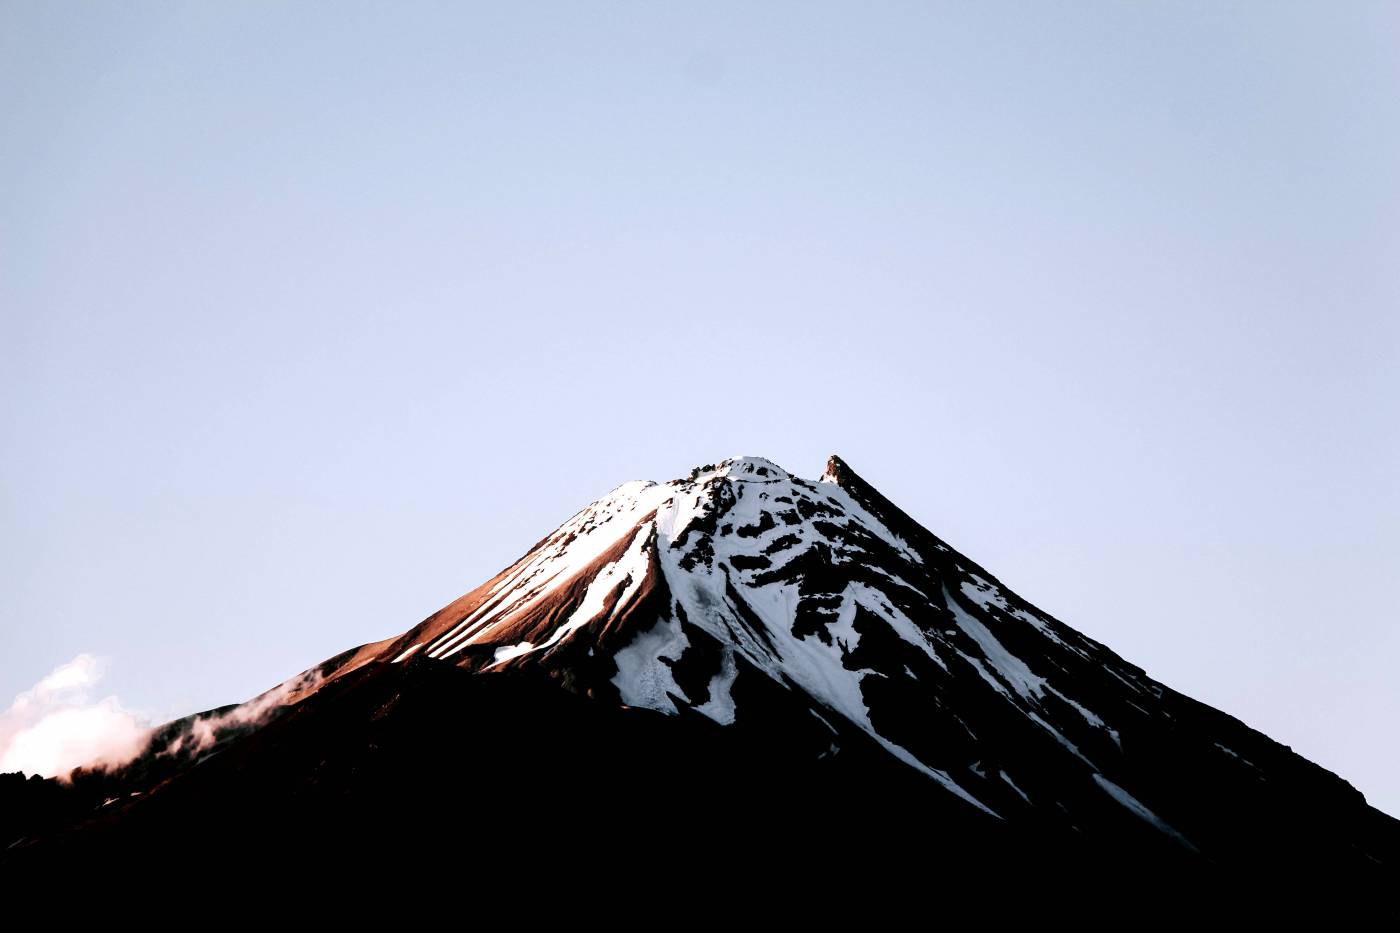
top-left (4, 455), bottom-right (1396, 896)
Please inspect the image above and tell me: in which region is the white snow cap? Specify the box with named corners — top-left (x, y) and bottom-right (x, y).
top-left (690, 456), bottom-right (792, 482)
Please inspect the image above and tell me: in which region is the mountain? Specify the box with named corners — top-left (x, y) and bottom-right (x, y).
top-left (3, 455), bottom-right (1396, 906)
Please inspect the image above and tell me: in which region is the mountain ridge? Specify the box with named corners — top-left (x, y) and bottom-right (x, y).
top-left (3, 453), bottom-right (1396, 901)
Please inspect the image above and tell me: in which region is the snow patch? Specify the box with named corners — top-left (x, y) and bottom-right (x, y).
top-left (611, 615), bottom-right (689, 715)
top-left (1092, 773), bottom-right (1198, 851)
top-left (1000, 770), bottom-right (1031, 803)
top-left (694, 647), bottom-right (739, 725)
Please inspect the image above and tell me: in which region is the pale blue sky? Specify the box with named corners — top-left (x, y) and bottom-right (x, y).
top-left (2, 3), bottom-right (1397, 811)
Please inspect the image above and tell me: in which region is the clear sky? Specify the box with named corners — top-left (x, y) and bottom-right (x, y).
top-left (2, 3), bottom-right (1397, 812)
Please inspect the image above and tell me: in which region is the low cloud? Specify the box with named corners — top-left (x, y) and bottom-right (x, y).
top-left (0, 654), bottom-right (152, 780)
top-left (174, 668), bottom-right (323, 757)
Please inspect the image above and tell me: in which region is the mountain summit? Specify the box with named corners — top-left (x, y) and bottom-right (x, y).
top-left (4, 455), bottom-right (1396, 898)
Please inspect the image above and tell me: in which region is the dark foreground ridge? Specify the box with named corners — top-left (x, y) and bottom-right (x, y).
top-left (4, 455), bottom-right (1396, 911)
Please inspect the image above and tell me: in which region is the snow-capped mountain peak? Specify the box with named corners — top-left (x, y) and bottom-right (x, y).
top-left (293, 453), bottom-right (1361, 845)
top-left (10, 454), bottom-right (1396, 890)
